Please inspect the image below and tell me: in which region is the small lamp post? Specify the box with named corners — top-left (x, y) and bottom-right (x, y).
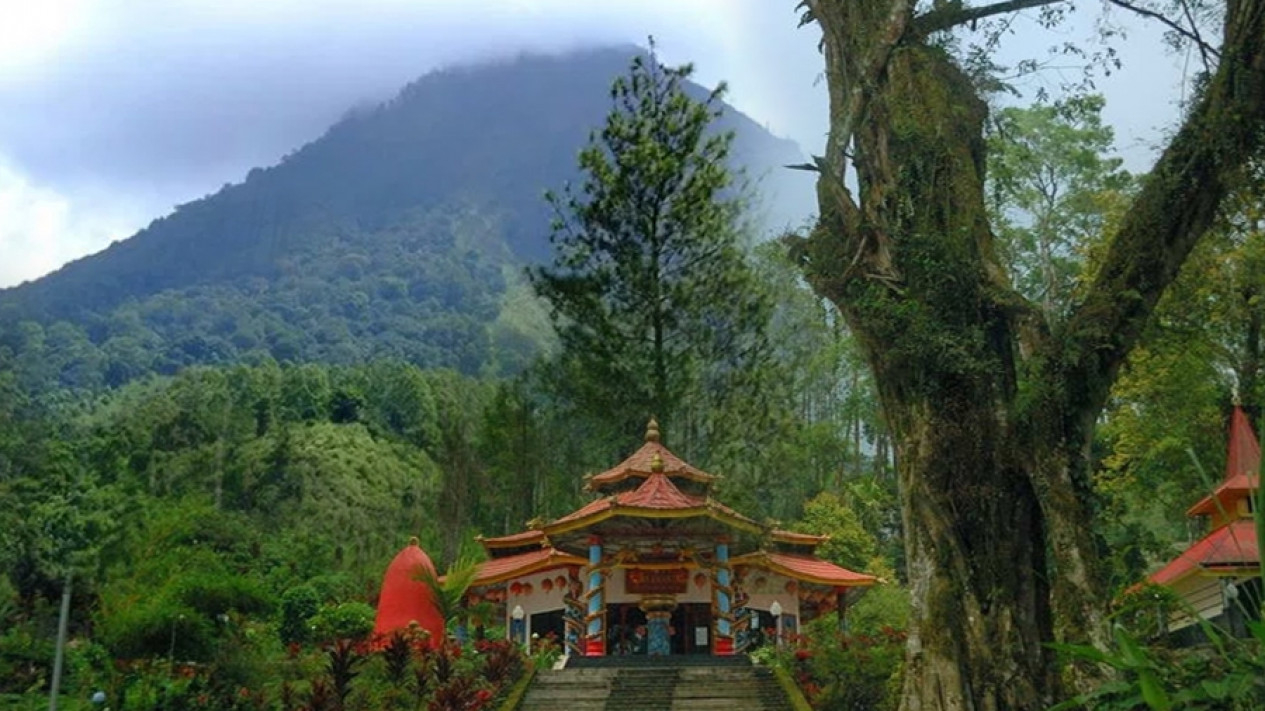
top-left (769, 600), bottom-right (783, 647)
top-left (511, 605), bottom-right (527, 650)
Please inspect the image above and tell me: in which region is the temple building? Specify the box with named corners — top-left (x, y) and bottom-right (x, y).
top-left (1147, 406), bottom-right (1262, 638)
top-left (463, 419), bottom-right (877, 657)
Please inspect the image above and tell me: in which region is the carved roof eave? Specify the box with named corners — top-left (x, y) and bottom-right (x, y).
top-left (541, 504), bottom-right (763, 541)
top-left (731, 551), bottom-right (878, 588)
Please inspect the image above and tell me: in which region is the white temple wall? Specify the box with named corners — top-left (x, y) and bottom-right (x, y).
top-left (742, 571), bottom-right (802, 619)
top-left (502, 568), bottom-right (571, 628)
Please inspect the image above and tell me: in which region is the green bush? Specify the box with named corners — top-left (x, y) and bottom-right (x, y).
top-left (279, 584), bottom-right (321, 644)
top-left (170, 570), bottom-right (274, 618)
top-left (1053, 622), bottom-right (1265, 711)
top-left (764, 614), bottom-right (906, 711)
top-left (0, 618), bottom-right (54, 693)
top-left (97, 599), bottom-right (215, 661)
top-left (309, 602), bottom-right (376, 643)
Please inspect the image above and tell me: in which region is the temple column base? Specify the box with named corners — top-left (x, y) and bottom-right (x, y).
top-left (585, 637), bottom-right (605, 656)
top-left (640, 595), bottom-right (677, 657)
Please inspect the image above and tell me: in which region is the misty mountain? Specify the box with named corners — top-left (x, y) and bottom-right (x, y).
top-left (0, 47), bottom-right (813, 390)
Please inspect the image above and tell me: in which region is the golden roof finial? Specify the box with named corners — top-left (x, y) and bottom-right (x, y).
top-left (408, 535), bottom-right (420, 546)
top-left (650, 452), bottom-right (664, 473)
top-left (645, 417), bottom-right (661, 443)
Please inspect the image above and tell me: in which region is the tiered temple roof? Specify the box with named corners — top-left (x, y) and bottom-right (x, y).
top-left (469, 419), bottom-right (876, 590)
top-left (1149, 407), bottom-right (1261, 587)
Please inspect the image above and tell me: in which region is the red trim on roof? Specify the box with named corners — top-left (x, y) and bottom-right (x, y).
top-left (735, 551), bottom-right (877, 587)
top-left (1189, 407), bottom-right (1261, 516)
top-left (548, 496), bottom-right (616, 526)
top-left (771, 530), bottom-right (828, 545)
top-left (471, 548), bottom-right (587, 586)
top-left (618, 472), bottom-right (701, 509)
top-left (1148, 520), bottom-right (1259, 586)
top-left (585, 442), bottom-right (717, 490)
top-left (545, 472), bottom-right (758, 533)
top-left (480, 530), bottom-right (546, 548)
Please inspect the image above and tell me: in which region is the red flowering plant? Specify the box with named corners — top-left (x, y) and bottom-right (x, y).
top-left (796, 619), bottom-right (906, 711)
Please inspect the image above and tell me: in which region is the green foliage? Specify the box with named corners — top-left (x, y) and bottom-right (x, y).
top-left (529, 44), bottom-right (775, 454)
top-left (417, 553), bottom-right (481, 631)
top-left (987, 94), bottom-right (1133, 317)
top-left (1095, 162), bottom-right (1265, 589)
top-left (760, 615), bottom-right (906, 711)
top-left (280, 585), bottom-right (323, 645)
top-left (846, 584), bottom-right (911, 637)
top-left (309, 603), bottom-right (377, 644)
top-left (0, 50), bottom-right (810, 398)
top-left (0, 614), bottom-right (55, 694)
top-left (791, 492), bottom-right (879, 572)
top-left (1052, 622), bottom-right (1265, 711)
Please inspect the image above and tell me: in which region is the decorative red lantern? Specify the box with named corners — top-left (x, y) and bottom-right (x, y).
top-left (510, 581), bottom-right (523, 595)
top-left (555, 575), bottom-right (567, 589)
top-left (523, 583), bottom-right (533, 596)
top-left (693, 572), bottom-right (708, 589)
top-left (541, 578), bottom-right (554, 592)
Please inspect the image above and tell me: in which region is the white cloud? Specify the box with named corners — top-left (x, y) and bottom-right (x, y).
top-left (0, 156), bottom-right (149, 287)
top-left (0, 1), bottom-right (1187, 286)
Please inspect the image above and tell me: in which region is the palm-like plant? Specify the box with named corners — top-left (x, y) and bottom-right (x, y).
top-left (416, 552), bottom-right (482, 641)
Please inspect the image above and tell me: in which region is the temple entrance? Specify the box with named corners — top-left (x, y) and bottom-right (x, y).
top-left (606, 603), bottom-right (649, 655)
top-left (671, 603), bottom-right (712, 655)
top-left (530, 609), bottom-right (565, 651)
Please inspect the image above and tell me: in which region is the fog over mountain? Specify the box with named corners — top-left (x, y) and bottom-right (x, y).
top-left (0, 47), bottom-right (816, 387)
top-left (0, 0), bottom-right (1186, 288)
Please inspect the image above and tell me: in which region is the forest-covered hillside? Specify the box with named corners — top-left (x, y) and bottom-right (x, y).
top-left (0, 47), bottom-right (813, 394)
top-left (2, 21), bottom-right (1262, 711)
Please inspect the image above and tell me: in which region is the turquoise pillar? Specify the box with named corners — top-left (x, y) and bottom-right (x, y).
top-left (716, 543), bottom-right (731, 636)
top-left (585, 537), bottom-right (605, 655)
top-left (646, 612), bottom-right (671, 655)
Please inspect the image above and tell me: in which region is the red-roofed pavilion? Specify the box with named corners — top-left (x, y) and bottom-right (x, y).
top-left (463, 419), bottom-right (877, 658)
top-left (1147, 406), bottom-right (1261, 634)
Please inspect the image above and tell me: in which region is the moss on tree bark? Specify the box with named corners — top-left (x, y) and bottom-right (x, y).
top-left (795, 1), bottom-right (1265, 708)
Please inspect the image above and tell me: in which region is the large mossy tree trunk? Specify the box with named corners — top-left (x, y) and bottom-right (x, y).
top-left (795, 1), bottom-right (1265, 709)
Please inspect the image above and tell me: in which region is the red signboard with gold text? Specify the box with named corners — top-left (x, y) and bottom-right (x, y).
top-left (625, 568), bottom-right (689, 594)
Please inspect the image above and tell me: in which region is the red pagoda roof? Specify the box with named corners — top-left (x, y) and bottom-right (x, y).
top-left (470, 548), bottom-right (587, 586)
top-left (584, 419), bottom-right (718, 491)
top-left (1147, 519), bottom-right (1259, 586)
top-left (734, 551), bottom-right (877, 587)
top-left (545, 471), bottom-right (758, 535)
top-left (1188, 407), bottom-right (1260, 517)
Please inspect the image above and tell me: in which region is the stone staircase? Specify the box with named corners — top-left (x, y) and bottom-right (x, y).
top-left (516, 659), bottom-right (796, 711)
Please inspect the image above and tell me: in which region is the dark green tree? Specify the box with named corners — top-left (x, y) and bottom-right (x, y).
top-left (794, 1), bottom-right (1265, 708)
top-left (530, 45), bottom-right (772, 454)
top-left (987, 95), bottom-right (1133, 318)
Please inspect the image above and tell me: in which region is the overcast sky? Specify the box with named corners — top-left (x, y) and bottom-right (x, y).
top-left (0, 0), bottom-right (1191, 288)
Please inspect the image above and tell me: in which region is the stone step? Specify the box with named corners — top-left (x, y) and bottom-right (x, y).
top-left (515, 661), bottom-right (794, 711)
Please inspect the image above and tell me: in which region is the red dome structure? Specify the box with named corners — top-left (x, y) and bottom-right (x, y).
top-left (373, 537), bottom-right (444, 648)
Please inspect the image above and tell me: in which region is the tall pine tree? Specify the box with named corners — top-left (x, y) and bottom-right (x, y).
top-left (530, 46), bottom-right (772, 457)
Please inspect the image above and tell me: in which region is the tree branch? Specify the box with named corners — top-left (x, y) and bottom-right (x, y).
top-left (1064, 0), bottom-right (1265, 418)
top-left (1179, 0), bottom-right (1216, 71)
top-left (912, 0), bottom-right (1068, 36)
top-left (1106, 0), bottom-right (1220, 61)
